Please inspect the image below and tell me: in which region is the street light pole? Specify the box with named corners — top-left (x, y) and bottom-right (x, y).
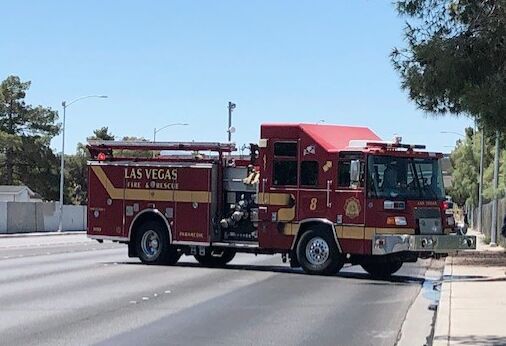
top-left (153, 123), bottom-right (189, 142)
top-left (490, 130), bottom-right (500, 247)
top-left (58, 95), bottom-right (107, 232)
top-left (478, 129), bottom-right (485, 233)
top-left (58, 102), bottom-right (67, 232)
top-left (152, 123), bottom-right (189, 157)
top-left (440, 131), bottom-right (465, 138)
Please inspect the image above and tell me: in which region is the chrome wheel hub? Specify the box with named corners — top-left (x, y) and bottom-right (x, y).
top-left (306, 237), bottom-right (330, 265)
top-left (141, 230), bottom-right (160, 259)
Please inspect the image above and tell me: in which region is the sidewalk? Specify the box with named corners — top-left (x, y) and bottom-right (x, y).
top-left (433, 230), bottom-right (506, 346)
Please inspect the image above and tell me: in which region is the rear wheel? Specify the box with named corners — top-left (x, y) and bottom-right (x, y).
top-left (361, 260), bottom-right (403, 278)
top-left (194, 249), bottom-right (236, 267)
top-left (296, 228), bottom-right (343, 276)
top-left (135, 221), bottom-right (180, 265)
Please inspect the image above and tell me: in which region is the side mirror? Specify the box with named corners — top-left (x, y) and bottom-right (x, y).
top-left (350, 160), bottom-right (361, 186)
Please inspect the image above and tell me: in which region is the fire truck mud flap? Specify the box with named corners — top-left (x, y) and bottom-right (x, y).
top-left (372, 234), bottom-right (476, 255)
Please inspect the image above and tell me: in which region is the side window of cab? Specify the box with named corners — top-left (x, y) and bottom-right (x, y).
top-left (338, 153), bottom-right (365, 188)
top-left (301, 161), bottom-right (318, 186)
top-left (273, 142), bottom-right (298, 186)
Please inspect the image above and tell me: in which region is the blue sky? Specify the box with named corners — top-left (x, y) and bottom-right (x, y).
top-left (1, 0), bottom-right (472, 154)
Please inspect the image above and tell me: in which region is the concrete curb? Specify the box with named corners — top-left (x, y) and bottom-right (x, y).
top-left (432, 257), bottom-right (452, 346)
top-left (0, 231), bottom-right (86, 239)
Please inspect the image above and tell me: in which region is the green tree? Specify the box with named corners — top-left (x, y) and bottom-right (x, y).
top-left (64, 146), bottom-right (89, 205)
top-left (90, 127), bottom-right (115, 141)
top-left (392, 1), bottom-right (506, 131)
top-left (448, 128), bottom-right (480, 206)
top-left (0, 75), bottom-right (60, 199)
top-left (117, 136), bottom-right (154, 158)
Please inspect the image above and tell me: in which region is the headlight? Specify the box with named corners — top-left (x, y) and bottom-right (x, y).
top-left (387, 216), bottom-right (407, 226)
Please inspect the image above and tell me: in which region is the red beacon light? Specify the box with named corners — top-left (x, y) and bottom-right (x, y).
top-left (97, 152), bottom-right (107, 161)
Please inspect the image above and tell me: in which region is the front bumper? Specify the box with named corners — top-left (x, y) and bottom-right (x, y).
top-left (372, 234), bottom-right (476, 255)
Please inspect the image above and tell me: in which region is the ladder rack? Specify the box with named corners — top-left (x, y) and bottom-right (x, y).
top-left (87, 140), bottom-right (236, 153)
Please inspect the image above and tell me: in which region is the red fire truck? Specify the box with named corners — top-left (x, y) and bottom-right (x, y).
top-left (87, 123), bottom-right (475, 277)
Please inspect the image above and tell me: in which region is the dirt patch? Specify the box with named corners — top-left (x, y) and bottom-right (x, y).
top-left (451, 251), bottom-right (506, 267)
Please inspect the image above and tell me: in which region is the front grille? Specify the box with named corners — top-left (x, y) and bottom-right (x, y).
top-left (414, 208), bottom-right (442, 234)
top-left (414, 208), bottom-right (441, 219)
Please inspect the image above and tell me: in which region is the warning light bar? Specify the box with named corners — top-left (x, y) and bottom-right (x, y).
top-left (347, 140), bottom-right (426, 150)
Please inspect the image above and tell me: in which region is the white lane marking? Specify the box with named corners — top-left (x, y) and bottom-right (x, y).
top-left (164, 290), bottom-right (171, 294)
top-left (142, 297), bottom-right (149, 301)
top-left (129, 301), bottom-right (137, 304)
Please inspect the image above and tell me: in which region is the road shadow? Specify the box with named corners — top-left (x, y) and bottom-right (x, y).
top-left (103, 260), bottom-right (425, 285)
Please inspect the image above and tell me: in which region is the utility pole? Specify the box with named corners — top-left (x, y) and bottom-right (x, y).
top-left (227, 101), bottom-right (236, 142)
top-left (478, 129), bottom-right (485, 233)
top-left (490, 130), bottom-right (500, 247)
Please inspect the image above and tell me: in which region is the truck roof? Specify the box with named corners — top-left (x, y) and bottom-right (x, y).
top-left (261, 123), bottom-right (381, 152)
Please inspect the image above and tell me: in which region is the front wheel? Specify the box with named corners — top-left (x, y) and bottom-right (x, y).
top-left (194, 249), bottom-right (236, 267)
top-left (361, 261), bottom-right (403, 278)
top-left (135, 221), bottom-right (181, 265)
top-left (296, 228), bottom-right (343, 276)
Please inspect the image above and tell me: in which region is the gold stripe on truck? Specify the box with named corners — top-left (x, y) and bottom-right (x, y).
top-left (365, 227), bottom-right (415, 240)
top-left (335, 226), bottom-right (416, 240)
top-left (335, 226), bottom-right (365, 240)
top-left (257, 192), bottom-right (292, 206)
top-left (280, 224), bottom-right (418, 240)
top-left (91, 166), bottom-right (211, 203)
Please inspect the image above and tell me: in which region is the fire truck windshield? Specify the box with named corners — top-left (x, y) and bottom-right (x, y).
top-left (367, 155), bottom-right (445, 200)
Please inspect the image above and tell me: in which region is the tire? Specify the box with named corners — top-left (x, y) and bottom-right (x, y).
top-left (194, 249), bottom-right (236, 267)
top-left (361, 260), bottom-right (403, 278)
top-left (135, 220), bottom-right (180, 265)
top-left (296, 228), bottom-right (343, 276)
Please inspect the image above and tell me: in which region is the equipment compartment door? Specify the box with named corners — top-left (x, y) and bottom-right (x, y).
top-left (172, 165), bottom-right (214, 244)
top-left (87, 164), bottom-right (126, 238)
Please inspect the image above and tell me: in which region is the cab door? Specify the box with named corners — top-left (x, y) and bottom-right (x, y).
top-left (334, 155), bottom-right (367, 253)
top-left (258, 140), bottom-right (299, 249)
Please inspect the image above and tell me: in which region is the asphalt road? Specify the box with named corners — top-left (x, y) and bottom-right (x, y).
top-left (0, 234), bottom-right (430, 346)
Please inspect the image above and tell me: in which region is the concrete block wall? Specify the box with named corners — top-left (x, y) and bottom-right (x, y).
top-left (0, 202), bottom-right (87, 234)
top-left (7, 202), bottom-right (37, 233)
top-left (61, 204), bottom-right (87, 231)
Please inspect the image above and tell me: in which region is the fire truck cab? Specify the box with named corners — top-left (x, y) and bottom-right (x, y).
top-left (87, 123), bottom-right (475, 277)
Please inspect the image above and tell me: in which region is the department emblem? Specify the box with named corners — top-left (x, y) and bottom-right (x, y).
top-left (344, 197), bottom-right (361, 219)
